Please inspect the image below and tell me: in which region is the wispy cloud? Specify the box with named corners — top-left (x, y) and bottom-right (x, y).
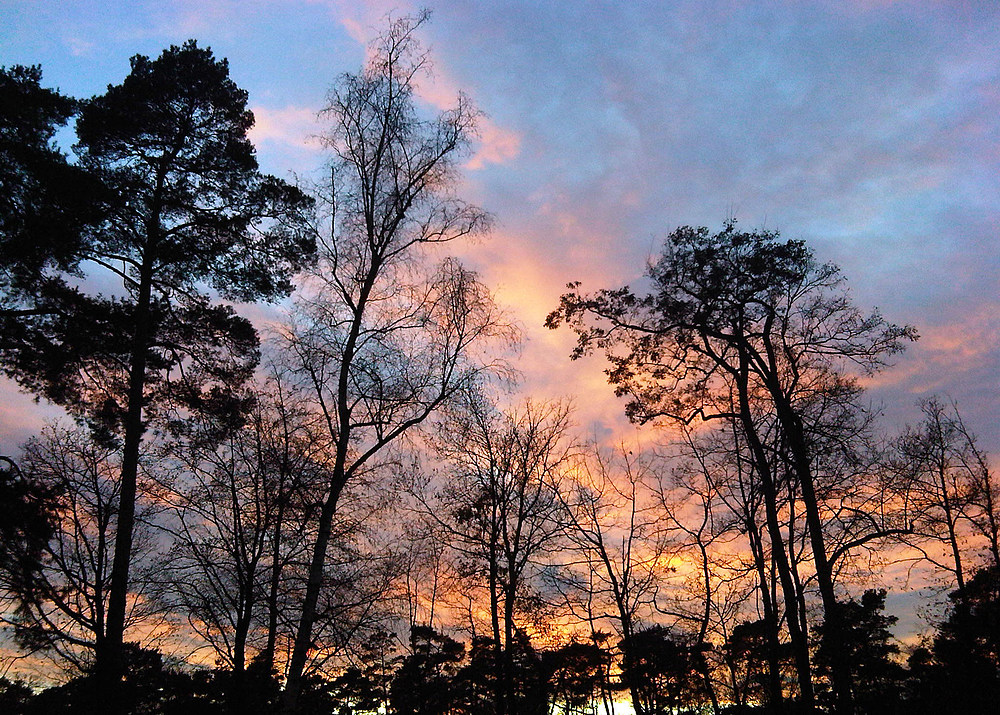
top-left (466, 118), bottom-right (522, 170)
top-left (248, 105), bottom-right (322, 149)
top-left (63, 36), bottom-right (95, 57)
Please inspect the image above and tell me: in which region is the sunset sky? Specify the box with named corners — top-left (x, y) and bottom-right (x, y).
top-left (2, 0), bottom-right (997, 464)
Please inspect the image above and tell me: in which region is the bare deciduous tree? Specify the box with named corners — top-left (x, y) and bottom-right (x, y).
top-left (898, 397), bottom-right (1000, 589)
top-left (426, 395), bottom-right (573, 715)
top-left (2, 427), bottom-right (162, 676)
top-left (557, 442), bottom-right (674, 715)
top-left (278, 14), bottom-right (515, 710)
top-left (157, 376), bottom-right (328, 677)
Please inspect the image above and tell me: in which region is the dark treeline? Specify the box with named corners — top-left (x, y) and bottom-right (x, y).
top-left (1, 12), bottom-right (998, 715)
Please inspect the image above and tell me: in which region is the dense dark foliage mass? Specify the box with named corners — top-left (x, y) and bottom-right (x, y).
top-left (1, 40), bottom-right (315, 708)
top-left (1, 13), bottom-right (998, 715)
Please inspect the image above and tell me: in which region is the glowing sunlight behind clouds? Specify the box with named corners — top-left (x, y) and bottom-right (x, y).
top-left (1, 0), bottom-right (999, 685)
top-left (1, 0), bottom-right (996, 458)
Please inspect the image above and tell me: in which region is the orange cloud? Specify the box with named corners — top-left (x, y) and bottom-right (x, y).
top-left (866, 302), bottom-right (1000, 394)
top-left (449, 227), bottom-right (637, 445)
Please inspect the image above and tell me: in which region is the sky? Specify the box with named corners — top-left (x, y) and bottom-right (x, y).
top-left (1, 0), bottom-right (999, 664)
top-left (1, 2), bottom-right (997, 468)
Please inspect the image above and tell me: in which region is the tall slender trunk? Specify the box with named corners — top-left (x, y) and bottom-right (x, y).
top-left (735, 371), bottom-right (815, 710)
top-left (263, 497), bottom-right (284, 668)
top-left (264, 414), bottom-right (293, 670)
top-left (489, 535), bottom-right (505, 715)
top-left (503, 588), bottom-right (516, 715)
top-left (228, 599), bottom-right (255, 715)
top-left (282, 468), bottom-right (346, 712)
top-left (94, 508), bottom-right (108, 665)
top-left (608, 572), bottom-right (645, 715)
top-left (98, 246), bottom-right (155, 709)
top-left (937, 460), bottom-right (966, 591)
top-left (770, 386), bottom-right (852, 715)
top-left (696, 533), bottom-right (722, 715)
top-left (584, 596), bottom-right (615, 715)
top-left (747, 518), bottom-right (785, 710)
top-left (618, 613), bottom-right (650, 715)
top-left (736, 412), bottom-right (786, 713)
top-left (283, 261), bottom-right (378, 712)
top-left (786, 486), bottom-right (812, 661)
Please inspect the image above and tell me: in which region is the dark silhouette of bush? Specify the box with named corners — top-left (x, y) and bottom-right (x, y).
top-left (816, 589), bottom-right (906, 714)
top-left (906, 567), bottom-right (1000, 714)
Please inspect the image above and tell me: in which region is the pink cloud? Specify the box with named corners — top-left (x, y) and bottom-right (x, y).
top-left (466, 118), bottom-right (522, 170)
top-left (315, 0), bottom-right (420, 48)
top-left (316, 2), bottom-right (523, 170)
top-left (339, 15), bottom-right (367, 45)
top-left (414, 63), bottom-right (522, 170)
top-left (865, 302), bottom-right (1000, 396)
top-left (248, 105), bottom-right (323, 149)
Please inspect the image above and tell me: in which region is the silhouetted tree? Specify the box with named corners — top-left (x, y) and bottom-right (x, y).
top-left (22, 642), bottom-right (229, 715)
top-left (0, 456), bottom-right (56, 620)
top-left (327, 629), bottom-right (399, 715)
top-left (278, 14), bottom-right (514, 709)
top-left (0, 677), bottom-right (33, 715)
top-left (157, 374), bottom-right (332, 680)
top-left (816, 590), bottom-right (905, 715)
top-left (0, 42), bottom-right (315, 700)
top-left (2, 426), bottom-right (162, 673)
top-left (674, 412), bottom-right (790, 711)
top-left (658, 428), bottom-right (760, 715)
top-left (398, 518), bottom-right (450, 632)
top-left (0, 65), bottom-right (104, 323)
top-left (898, 399), bottom-right (976, 590)
top-left (621, 626), bottom-right (709, 715)
top-left (427, 396), bottom-right (571, 715)
top-left (558, 443), bottom-right (675, 715)
top-left (329, 666), bottom-right (383, 715)
top-left (898, 398), bottom-right (1000, 587)
top-left (79, 42), bottom-right (314, 694)
top-left (449, 629), bottom-right (547, 715)
top-left (389, 626), bottom-right (466, 715)
top-left (504, 628), bottom-right (548, 715)
top-left (723, 619), bottom-right (793, 709)
top-left (906, 566), bottom-right (1000, 714)
top-left (452, 635), bottom-right (500, 715)
top-left (549, 221), bottom-right (916, 713)
top-left (543, 639), bottom-right (612, 715)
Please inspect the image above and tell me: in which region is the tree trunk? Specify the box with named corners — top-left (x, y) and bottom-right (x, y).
top-left (282, 468), bottom-right (347, 713)
top-left (98, 250), bottom-right (155, 711)
top-left (503, 588), bottom-right (516, 715)
top-left (234, 599), bottom-right (251, 673)
top-left (696, 538), bottom-right (722, 715)
top-left (938, 460), bottom-right (966, 591)
top-left (786, 488), bottom-right (812, 670)
top-left (614, 604), bottom-right (647, 715)
top-left (770, 386), bottom-right (852, 715)
top-left (263, 498), bottom-right (284, 669)
top-left (736, 369), bottom-right (815, 710)
top-left (284, 261), bottom-right (376, 712)
top-left (489, 538), bottom-right (505, 715)
top-left (746, 516), bottom-right (785, 710)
